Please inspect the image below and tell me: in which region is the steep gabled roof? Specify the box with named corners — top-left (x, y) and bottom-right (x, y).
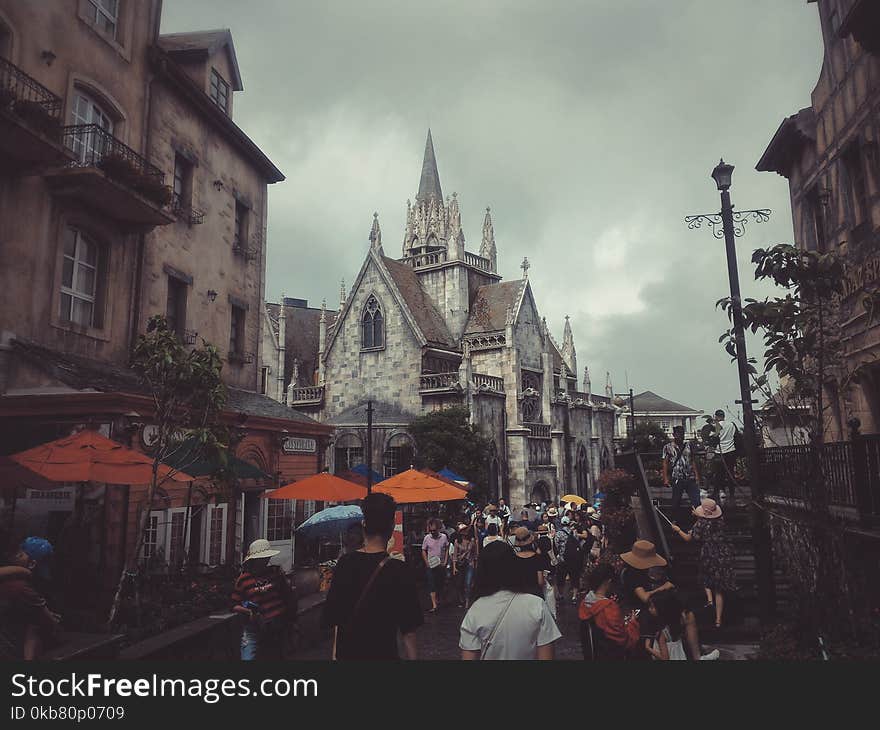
top-left (381, 256), bottom-right (456, 348)
top-left (465, 280), bottom-right (525, 334)
top-left (630, 390), bottom-right (700, 414)
top-left (158, 29), bottom-right (243, 90)
top-left (265, 302), bottom-right (338, 387)
top-left (755, 107), bottom-right (816, 177)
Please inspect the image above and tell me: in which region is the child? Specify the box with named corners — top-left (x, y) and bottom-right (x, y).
top-left (0, 538), bottom-right (60, 660)
top-left (231, 539), bottom-right (294, 661)
top-left (643, 590), bottom-right (688, 660)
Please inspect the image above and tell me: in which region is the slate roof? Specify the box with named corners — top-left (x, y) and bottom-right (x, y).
top-left (9, 339), bottom-right (322, 426)
top-left (755, 107), bottom-right (815, 176)
top-left (464, 280), bottom-right (524, 334)
top-left (158, 29), bottom-right (243, 89)
top-left (327, 400), bottom-right (420, 426)
top-left (629, 390), bottom-right (700, 414)
top-left (266, 302), bottom-right (338, 388)
top-left (381, 256), bottom-right (457, 348)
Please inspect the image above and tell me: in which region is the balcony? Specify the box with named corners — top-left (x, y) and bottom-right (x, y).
top-left (524, 422), bottom-right (551, 439)
top-left (403, 250), bottom-right (447, 269)
top-left (288, 385), bottom-right (324, 406)
top-left (472, 373), bottom-right (505, 394)
top-left (44, 125), bottom-right (174, 228)
top-left (233, 231), bottom-right (259, 262)
top-left (0, 57), bottom-right (73, 170)
top-left (172, 194), bottom-right (205, 225)
top-left (419, 372), bottom-right (461, 394)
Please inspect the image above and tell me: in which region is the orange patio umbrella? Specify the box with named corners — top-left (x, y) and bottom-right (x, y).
top-left (374, 468), bottom-right (468, 504)
top-left (10, 429), bottom-right (192, 484)
top-left (265, 472), bottom-right (367, 502)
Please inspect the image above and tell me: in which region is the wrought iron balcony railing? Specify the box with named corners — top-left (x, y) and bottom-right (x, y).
top-left (172, 193), bottom-right (205, 225)
top-left (182, 329), bottom-right (198, 345)
top-left (0, 56), bottom-right (63, 139)
top-left (232, 236), bottom-right (258, 261)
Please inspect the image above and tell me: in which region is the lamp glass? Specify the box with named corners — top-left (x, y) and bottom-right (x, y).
top-left (711, 159), bottom-right (734, 191)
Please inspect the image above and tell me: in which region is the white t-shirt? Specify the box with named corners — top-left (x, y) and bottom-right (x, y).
top-left (717, 420), bottom-right (737, 454)
top-left (459, 590), bottom-right (562, 660)
top-left (482, 535), bottom-right (504, 548)
top-left (485, 514), bottom-right (503, 530)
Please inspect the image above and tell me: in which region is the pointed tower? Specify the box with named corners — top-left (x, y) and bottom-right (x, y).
top-left (447, 193), bottom-right (463, 259)
top-left (605, 371), bottom-right (613, 399)
top-left (417, 129), bottom-right (443, 205)
top-left (318, 299), bottom-right (327, 385)
top-left (561, 315), bottom-right (577, 385)
top-left (480, 207), bottom-right (497, 272)
top-left (583, 366), bottom-right (592, 400)
top-left (369, 212), bottom-right (382, 251)
top-left (403, 129), bottom-right (449, 255)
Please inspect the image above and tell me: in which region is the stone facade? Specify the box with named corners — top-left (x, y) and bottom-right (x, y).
top-left (757, 0), bottom-right (880, 437)
top-left (281, 132), bottom-right (617, 505)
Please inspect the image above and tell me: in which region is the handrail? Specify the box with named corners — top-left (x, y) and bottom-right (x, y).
top-left (0, 56), bottom-right (62, 120)
top-left (61, 124), bottom-right (164, 180)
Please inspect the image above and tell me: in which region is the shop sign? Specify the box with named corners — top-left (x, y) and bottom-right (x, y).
top-left (282, 437), bottom-right (316, 454)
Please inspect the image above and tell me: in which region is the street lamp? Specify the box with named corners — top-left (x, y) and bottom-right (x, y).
top-left (686, 159), bottom-right (776, 624)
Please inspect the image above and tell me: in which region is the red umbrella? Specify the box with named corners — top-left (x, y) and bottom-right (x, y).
top-left (374, 468), bottom-right (468, 504)
top-left (10, 429), bottom-right (192, 483)
top-left (265, 472), bottom-right (367, 502)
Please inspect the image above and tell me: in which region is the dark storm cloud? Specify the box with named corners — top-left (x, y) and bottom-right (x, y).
top-left (161, 0), bottom-right (823, 416)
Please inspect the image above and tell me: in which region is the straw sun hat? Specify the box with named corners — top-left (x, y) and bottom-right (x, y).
top-left (694, 498), bottom-right (722, 519)
top-left (620, 540), bottom-right (667, 570)
top-left (244, 539), bottom-right (280, 561)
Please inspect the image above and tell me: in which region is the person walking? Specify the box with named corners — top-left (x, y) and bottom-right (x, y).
top-left (459, 541), bottom-right (561, 660)
top-left (422, 518), bottom-right (449, 613)
top-left (535, 524), bottom-right (558, 619)
top-left (231, 539), bottom-right (295, 661)
top-left (452, 523), bottom-right (477, 608)
top-left (714, 409), bottom-right (739, 504)
top-left (325, 493), bottom-right (423, 660)
top-left (482, 522), bottom-right (503, 548)
top-left (671, 498), bottom-right (736, 628)
top-left (511, 527), bottom-right (547, 598)
top-left (662, 425), bottom-right (702, 516)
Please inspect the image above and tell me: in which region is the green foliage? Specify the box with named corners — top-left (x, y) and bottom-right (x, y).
top-left (408, 406), bottom-right (491, 501)
top-left (717, 244), bottom-right (846, 442)
top-left (621, 420), bottom-right (668, 452)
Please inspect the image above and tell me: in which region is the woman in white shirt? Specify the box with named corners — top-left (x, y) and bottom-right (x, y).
top-left (459, 541), bottom-right (561, 660)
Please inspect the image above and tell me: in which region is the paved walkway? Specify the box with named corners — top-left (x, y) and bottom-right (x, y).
top-left (293, 592), bottom-right (749, 661)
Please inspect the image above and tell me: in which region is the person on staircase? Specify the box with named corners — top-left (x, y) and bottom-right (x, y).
top-left (662, 425), bottom-right (702, 521)
top-left (671, 498), bottom-right (736, 629)
top-left (713, 409), bottom-right (739, 505)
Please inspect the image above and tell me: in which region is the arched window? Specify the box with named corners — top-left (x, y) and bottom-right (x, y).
top-left (70, 89), bottom-right (115, 164)
top-left (334, 432), bottom-right (364, 473)
top-left (361, 295), bottom-right (384, 350)
top-left (383, 432), bottom-right (414, 478)
top-left (576, 445), bottom-right (589, 498)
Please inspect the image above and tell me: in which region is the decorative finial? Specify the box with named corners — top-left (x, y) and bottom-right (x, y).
top-left (340, 278), bottom-right (346, 307)
top-left (521, 257), bottom-right (530, 278)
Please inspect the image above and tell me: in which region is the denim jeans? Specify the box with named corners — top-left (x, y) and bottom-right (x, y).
top-left (240, 627), bottom-right (259, 661)
top-left (671, 478), bottom-right (700, 509)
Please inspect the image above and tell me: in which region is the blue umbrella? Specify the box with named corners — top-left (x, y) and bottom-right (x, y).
top-left (438, 467), bottom-right (466, 482)
top-left (295, 504), bottom-right (363, 540)
top-left (351, 463), bottom-right (383, 482)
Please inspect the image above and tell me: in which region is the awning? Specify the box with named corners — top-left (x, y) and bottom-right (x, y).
top-left (161, 437), bottom-right (269, 481)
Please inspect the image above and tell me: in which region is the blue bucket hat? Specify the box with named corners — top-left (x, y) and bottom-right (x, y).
top-left (20, 537), bottom-right (53, 578)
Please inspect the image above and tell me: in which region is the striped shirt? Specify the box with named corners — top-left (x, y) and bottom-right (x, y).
top-left (230, 568), bottom-right (289, 622)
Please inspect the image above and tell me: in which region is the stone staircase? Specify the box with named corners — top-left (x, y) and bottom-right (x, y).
top-left (646, 488), bottom-right (791, 643)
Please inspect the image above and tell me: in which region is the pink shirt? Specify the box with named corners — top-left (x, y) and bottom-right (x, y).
top-left (422, 533), bottom-right (449, 560)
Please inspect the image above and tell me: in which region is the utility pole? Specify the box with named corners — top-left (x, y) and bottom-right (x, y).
top-left (366, 399), bottom-right (373, 495)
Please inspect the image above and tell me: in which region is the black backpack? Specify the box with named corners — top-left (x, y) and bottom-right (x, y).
top-left (563, 531), bottom-right (581, 564)
top-left (733, 424), bottom-right (744, 455)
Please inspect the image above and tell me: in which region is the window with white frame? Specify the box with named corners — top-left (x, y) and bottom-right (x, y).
top-left (141, 508), bottom-right (194, 569)
top-left (88, 0), bottom-right (119, 39)
top-left (70, 91), bottom-right (113, 164)
top-left (266, 499), bottom-right (292, 542)
top-left (61, 227), bottom-right (103, 328)
top-left (143, 511), bottom-right (162, 561)
top-left (335, 445), bottom-right (364, 472)
top-left (205, 503), bottom-right (227, 566)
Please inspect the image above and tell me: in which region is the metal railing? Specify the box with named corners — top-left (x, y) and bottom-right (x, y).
top-left (61, 124), bottom-right (163, 180)
top-left (464, 251), bottom-right (492, 271)
top-left (472, 373), bottom-right (504, 393)
top-left (172, 193), bottom-right (205, 225)
top-left (419, 372), bottom-right (459, 391)
top-left (0, 56), bottom-right (63, 136)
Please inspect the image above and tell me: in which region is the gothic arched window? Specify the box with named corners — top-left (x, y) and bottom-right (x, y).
top-left (361, 295), bottom-right (384, 350)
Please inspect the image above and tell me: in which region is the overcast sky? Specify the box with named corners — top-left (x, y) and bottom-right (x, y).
top-left (163, 0), bottom-right (824, 420)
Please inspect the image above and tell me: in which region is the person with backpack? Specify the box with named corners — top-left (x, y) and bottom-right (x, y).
top-left (578, 563), bottom-right (640, 660)
top-left (557, 520), bottom-right (585, 605)
top-left (714, 409), bottom-right (739, 505)
top-left (662, 425), bottom-right (702, 517)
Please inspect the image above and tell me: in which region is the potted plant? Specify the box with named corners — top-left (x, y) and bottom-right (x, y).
top-left (97, 151), bottom-right (139, 181)
top-left (132, 175), bottom-right (173, 206)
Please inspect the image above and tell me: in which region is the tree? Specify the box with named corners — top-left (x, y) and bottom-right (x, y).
top-left (408, 406), bottom-right (491, 502)
top-left (717, 244), bottom-right (846, 446)
top-left (621, 420), bottom-right (668, 452)
top-left (106, 315), bottom-right (228, 627)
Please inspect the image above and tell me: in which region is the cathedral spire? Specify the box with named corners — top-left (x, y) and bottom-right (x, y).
top-left (561, 315), bottom-right (577, 379)
top-left (416, 129), bottom-right (443, 205)
top-left (605, 371), bottom-right (613, 399)
top-left (480, 206), bottom-right (497, 272)
top-left (340, 278), bottom-right (346, 309)
top-left (369, 212), bottom-right (382, 250)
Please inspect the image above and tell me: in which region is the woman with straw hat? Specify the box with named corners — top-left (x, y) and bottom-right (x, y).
top-left (511, 527), bottom-right (548, 597)
top-left (671, 498), bottom-right (736, 628)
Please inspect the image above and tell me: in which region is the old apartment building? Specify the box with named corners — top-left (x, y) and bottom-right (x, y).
top-left (757, 0), bottom-right (880, 438)
top-left (0, 0), bottom-right (330, 593)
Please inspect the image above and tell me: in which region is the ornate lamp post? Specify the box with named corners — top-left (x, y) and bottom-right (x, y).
top-left (686, 159), bottom-right (776, 624)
